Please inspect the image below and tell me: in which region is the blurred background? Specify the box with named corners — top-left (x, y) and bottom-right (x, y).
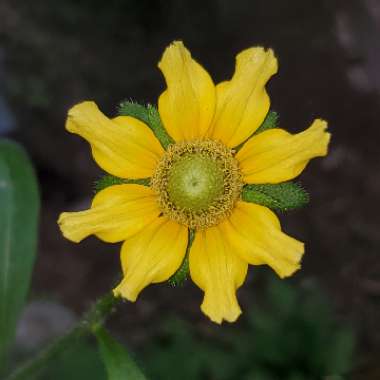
top-left (1, 0), bottom-right (379, 379)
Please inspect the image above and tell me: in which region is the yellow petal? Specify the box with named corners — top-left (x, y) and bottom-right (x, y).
top-left (210, 47), bottom-right (278, 147)
top-left (219, 201), bottom-right (304, 278)
top-left (189, 227), bottom-right (248, 324)
top-left (58, 184), bottom-right (160, 243)
top-left (66, 101), bottom-right (164, 178)
top-left (158, 41), bottom-right (216, 141)
top-left (236, 119), bottom-right (331, 184)
top-left (113, 217), bottom-right (188, 301)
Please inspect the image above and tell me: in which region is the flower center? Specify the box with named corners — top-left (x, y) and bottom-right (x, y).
top-left (151, 139), bottom-right (243, 230)
top-left (167, 153), bottom-right (224, 212)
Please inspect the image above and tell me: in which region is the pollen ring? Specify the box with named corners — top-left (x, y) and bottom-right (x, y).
top-left (151, 139), bottom-right (243, 229)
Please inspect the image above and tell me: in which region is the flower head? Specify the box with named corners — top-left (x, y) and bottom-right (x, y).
top-left (58, 41), bottom-right (330, 324)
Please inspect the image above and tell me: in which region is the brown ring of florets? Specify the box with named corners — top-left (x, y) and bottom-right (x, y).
top-left (151, 139), bottom-right (243, 230)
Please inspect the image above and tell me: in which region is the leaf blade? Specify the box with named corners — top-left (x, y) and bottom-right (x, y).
top-left (0, 140), bottom-right (39, 370)
top-left (95, 327), bottom-right (147, 380)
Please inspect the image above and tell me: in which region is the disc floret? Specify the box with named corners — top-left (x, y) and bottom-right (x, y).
top-left (152, 140), bottom-right (243, 229)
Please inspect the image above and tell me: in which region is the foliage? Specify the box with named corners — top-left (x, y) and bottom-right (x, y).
top-left (142, 276), bottom-right (355, 380)
top-left (40, 340), bottom-right (106, 380)
top-left (0, 140), bottom-right (40, 373)
top-left (95, 327), bottom-right (147, 380)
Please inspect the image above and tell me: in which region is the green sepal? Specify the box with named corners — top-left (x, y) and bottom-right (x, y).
top-left (254, 110), bottom-right (278, 135)
top-left (168, 229), bottom-right (195, 287)
top-left (94, 175), bottom-right (150, 193)
top-left (235, 111), bottom-right (278, 151)
top-left (118, 100), bottom-right (174, 149)
top-left (241, 182), bottom-right (309, 212)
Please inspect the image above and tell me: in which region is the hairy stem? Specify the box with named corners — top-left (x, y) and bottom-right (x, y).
top-left (5, 292), bottom-right (121, 380)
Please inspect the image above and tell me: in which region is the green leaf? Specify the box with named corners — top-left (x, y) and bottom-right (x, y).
top-left (118, 101), bottom-right (174, 149)
top-left (241, 182), bottom-right (309, 211)
top-left (41, 340), bottom-right (106, 380)
top-left (95, 327), bottom-right (147, 380)
top-left (0, 140), bottom-right (39, 371)
top-left (94, 175), bottom-right (150, 193)
top-left (168, 229), bottom-right (195, 287)
top-left (325, 328), bottom-right (355, 375)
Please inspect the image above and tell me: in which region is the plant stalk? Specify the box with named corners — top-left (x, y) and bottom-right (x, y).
top-left (5, 292), bottom-right (121, 380)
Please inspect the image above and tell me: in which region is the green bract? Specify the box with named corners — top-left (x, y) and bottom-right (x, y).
top-left (119, 101), bottom-right (173, 149)
top-left (169, 229), bottom-right (195, 287)
top-left (94, 175), bottom-right (149, 193)
top-left (242, 182), bottom-right (309, 211)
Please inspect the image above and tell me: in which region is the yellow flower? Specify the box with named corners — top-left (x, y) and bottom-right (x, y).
top-left (58, 41), bottom-right (330, 324)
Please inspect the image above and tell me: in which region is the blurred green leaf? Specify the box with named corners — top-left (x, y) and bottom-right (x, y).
top-left (325, 328), bottom-right (355, 375)
top-left (0, 140), bottom-right (39, 371)
top-left (143, 319), bottom-right (207, 380)
top-left (95, 327), bottom-right (147, 380)
top-left (142, 275), bottom-right (355, 380)
top-left (41, 339), bottom-right (106, 380)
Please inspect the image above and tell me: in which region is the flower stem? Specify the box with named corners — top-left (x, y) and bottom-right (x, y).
top-left (5, 292), bottom-right (121, 380)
